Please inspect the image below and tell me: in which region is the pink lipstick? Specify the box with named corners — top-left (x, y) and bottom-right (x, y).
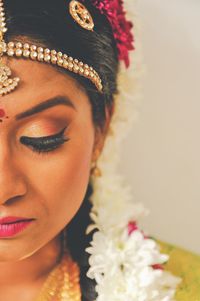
top-left (0, 216), bottom-right (34, 238)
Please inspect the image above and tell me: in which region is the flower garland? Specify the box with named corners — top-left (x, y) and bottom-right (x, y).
top-left (85, 0), bottom-right (182, 300)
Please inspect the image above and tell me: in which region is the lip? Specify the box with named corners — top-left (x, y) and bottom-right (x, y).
top-left (0, 216), bottom-right (35, 238)
top-left (0, 216), bottom-right (34, 224)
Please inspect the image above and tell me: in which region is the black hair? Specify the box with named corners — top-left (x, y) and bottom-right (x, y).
top-left (4, 1), bottom-right (119, 300)
top-left (5, 0), bottom-right (119, 128)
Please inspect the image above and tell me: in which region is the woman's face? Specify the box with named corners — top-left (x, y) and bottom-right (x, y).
top-left (0, 57), bottom-right (104, 261)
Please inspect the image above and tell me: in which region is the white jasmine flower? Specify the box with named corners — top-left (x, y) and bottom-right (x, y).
top-left (85, 1), bottom-right (182, 300)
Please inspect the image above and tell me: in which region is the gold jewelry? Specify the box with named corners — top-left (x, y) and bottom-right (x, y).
top-left (91, 161), bottom-right (102, 177)
top-left (0, 1), bottom-right (20, 96)
top-left (0, 0), bottom-right (103, 96)
top-left (4, 41), bottom-right (102, 93)
top-left (69, 0), bottom-right (94, 31)
top-left (35, 250), bottom-right (81, 301)
top-left (90, 148), bottom-right (102, 177)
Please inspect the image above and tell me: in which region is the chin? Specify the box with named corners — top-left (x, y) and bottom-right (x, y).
top-left (0, 239), bottom-right (37, 262)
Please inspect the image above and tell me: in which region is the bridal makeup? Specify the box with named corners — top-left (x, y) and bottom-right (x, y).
top-left (0, 58), bottom-right (97, 263)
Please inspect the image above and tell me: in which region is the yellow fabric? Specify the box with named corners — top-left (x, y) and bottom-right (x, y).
top-left (155, 238), bottom-right (200, 301)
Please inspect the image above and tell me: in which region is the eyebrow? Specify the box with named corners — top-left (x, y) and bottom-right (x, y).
top-left (15, 95), bottom-right (76, 120)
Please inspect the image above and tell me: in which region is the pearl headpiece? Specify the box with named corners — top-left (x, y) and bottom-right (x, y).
top-left (0, 0), bottom-right (103, 96)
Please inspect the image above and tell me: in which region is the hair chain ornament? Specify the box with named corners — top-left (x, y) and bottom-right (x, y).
top-left (69, 0), bottom-right (94, 31)
top-left (5, 41), bottom-right (103, 92)
top-left (0, 0), bottom-right (103, 96)
top-left (0, 1), bottom-right (20, 96)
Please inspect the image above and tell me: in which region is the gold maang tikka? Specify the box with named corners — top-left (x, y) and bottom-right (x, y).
top-left (0, 0), bottom-right (103, 97)
top-left (0, 1), bottom-right (20, 96)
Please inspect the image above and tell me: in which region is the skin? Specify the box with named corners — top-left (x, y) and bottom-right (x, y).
top-left (0, 56), bottom-right (112, 300)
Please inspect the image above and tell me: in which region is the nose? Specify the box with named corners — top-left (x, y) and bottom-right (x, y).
top-left (0, 147), bottom-right (27, 205)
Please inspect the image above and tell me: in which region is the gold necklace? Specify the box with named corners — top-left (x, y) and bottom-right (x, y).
top-left (34, 250), bottom-right (81, 301)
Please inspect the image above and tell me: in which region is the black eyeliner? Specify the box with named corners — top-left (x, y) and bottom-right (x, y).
top-left (20, 126), bottom-right (69, 153)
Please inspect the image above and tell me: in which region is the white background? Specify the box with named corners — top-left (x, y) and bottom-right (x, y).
top-left (120, 0), bottom-right (200, 254)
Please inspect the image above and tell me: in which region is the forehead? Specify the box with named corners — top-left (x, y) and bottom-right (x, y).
top-left (0, 56), bottom-right (89, 117)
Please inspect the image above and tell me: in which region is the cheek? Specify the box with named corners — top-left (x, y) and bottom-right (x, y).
top-left (50, 140), bottom-right (93, 220)
top-left (29, 124), bottom-right (95, 233)
top-left (0, 127), bottom-right (95, 262)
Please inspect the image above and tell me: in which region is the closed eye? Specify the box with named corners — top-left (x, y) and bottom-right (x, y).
top-left (20, 126), bottom-right (70, 155)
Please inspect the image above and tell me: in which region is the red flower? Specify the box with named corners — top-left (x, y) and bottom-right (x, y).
top-left (151, 264), bottom-right (164, 270)
top-left (87, 0), bottom-right (135, 67)
top-left (127, 221), bottom-right (138, 235)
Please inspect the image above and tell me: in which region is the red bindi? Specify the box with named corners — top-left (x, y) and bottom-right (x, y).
top-left (0, 108), bottom-right (5, 118)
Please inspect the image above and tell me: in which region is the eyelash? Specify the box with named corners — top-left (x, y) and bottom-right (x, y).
top-left (20, 126), bottom-right (70, 155)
